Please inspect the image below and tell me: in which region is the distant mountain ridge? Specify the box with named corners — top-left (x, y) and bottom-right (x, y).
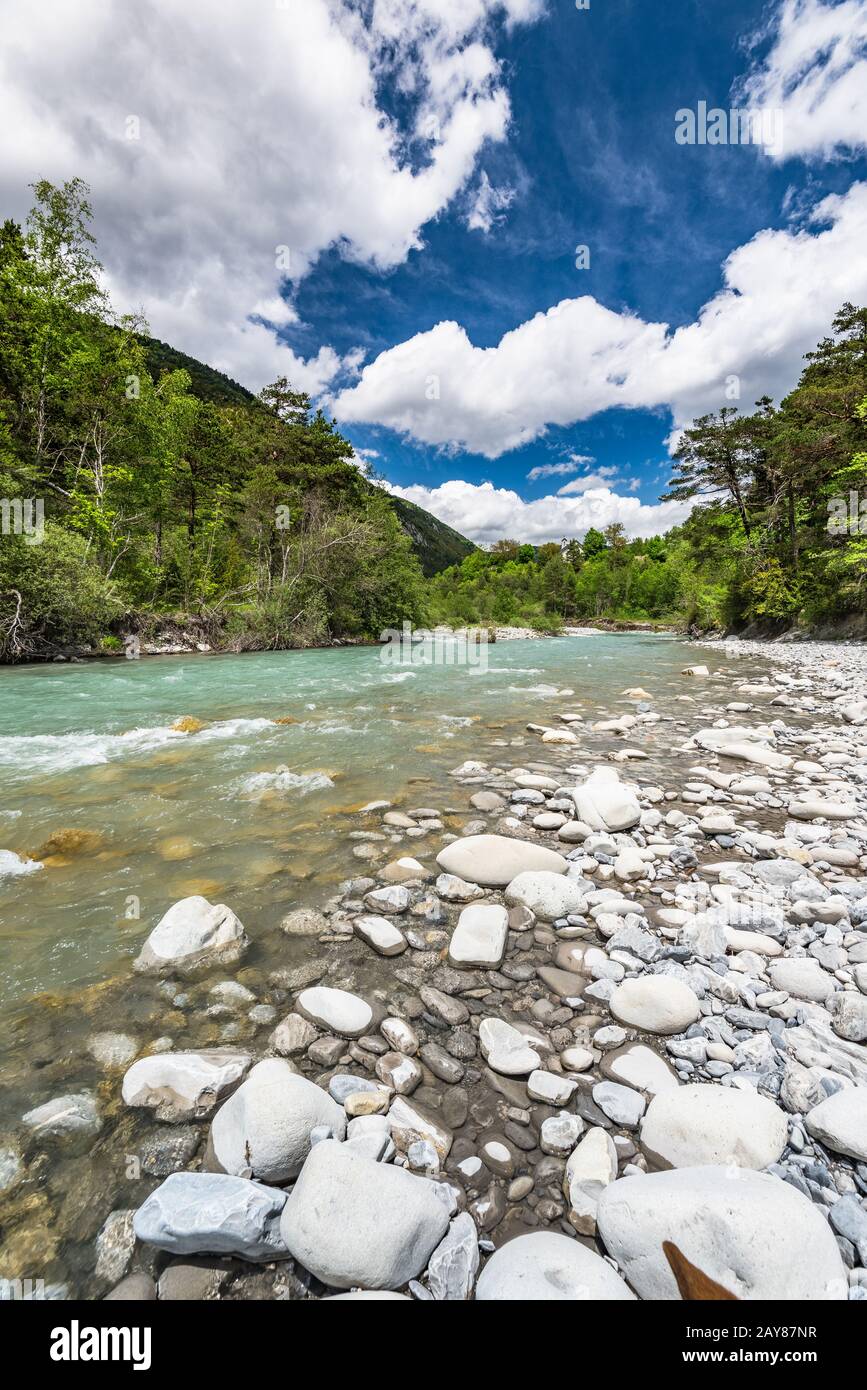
top-left (141, 335), bottom-right (476, 575)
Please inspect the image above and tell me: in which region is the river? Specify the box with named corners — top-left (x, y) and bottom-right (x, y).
top-left (0, 631), bottom-right (774, 1292)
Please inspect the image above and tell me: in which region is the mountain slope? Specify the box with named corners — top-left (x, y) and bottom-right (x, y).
top-left (142, 335), bottom-right (476, 575)
top-left (389, 494), bottom-right (475, 575)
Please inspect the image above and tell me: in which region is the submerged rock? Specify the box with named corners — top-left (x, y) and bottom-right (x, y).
top-left (22, 1092), bottom-right (102, 1142)
top-left (133, 896), bottom-right (248, 975)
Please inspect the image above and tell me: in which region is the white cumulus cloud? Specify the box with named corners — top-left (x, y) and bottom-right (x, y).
top-left (0, 0), bottom-right (542, 391)
top-left (738, 0), bottom-right (867, 161)
top-left (386, 479), bottom-right (692, 545)
top-left (333, 181), bottom-right (867, 456)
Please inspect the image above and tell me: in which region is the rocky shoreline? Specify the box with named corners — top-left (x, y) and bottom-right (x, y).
top-left (4, 641), bottom-right (867, 1302)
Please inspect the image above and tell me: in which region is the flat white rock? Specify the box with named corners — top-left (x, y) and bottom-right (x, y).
top-left (479, 1018), bottom-right (541, 1076)
top-left (353, 914), bottom-right (407, 957)
top-left (527, 1070), bottom-right (578, 1105)
top-left (448, 904), bottom-right (508, 968)
top-left (436, 834), bottom-right (567, 888)
top-left (297, 987), bottom-right (373, 1038)
top-left (601, 1043), bottom-right (681, 1098)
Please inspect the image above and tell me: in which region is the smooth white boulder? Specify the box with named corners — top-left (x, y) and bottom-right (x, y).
top-left (133, 1172), bottom-right (289, 1261)
top-left (475, 1231), bottom-right (635, 1301)
top-left (353, 915), bottom-right (407, 957)
top-left (571, 768), bottom-right (641, 832)
top-left (134, 896), bottom-right (248, 975)
top-left (504, 870), bottom-right (588, 922)
top-left (297, 987), bottom-right (373, 1038)
top-left (280, 1140), bottom-right (449, 1289)
top-left (210, 1059), bottom-right (346, 1183)
top-left (436, 834), bottom-right (567, 887)
top-left (121, 1050), bottom-right (252, 1122)
top-left (640, 1085), bottom-right (788, 1170)
top-left (479, 1018), bottom-right (541, 1076)
top-left (597, 1167), bottom-right (847, 1300)
top-left (609, 977), bottom-right (701, 1035)
top-left (805, 1087), bottom-right (867, 1161)
top-left (448, 904), bottom-right (508, 968)
top-left (767, 957), bottom-right (835, 1004)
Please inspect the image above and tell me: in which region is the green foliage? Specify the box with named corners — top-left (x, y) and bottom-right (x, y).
top-left (0, 524), bottom-right (123, 658)
top-left (0, 179), bottom-right (433, 659)
top-left (430, 305), bottom-right (867, 635)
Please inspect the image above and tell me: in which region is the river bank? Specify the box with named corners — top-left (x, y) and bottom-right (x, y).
top-left (1, 633), bottom-right (866, 1301)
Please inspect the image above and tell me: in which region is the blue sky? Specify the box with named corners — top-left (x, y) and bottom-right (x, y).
top-left (295, 0), bottom-right (867, 538)
top-left (3, 0), bottom-right (866, 542)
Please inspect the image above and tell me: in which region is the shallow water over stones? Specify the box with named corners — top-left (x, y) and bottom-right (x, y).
top-left (3, 633), bottom-right (867, 1299)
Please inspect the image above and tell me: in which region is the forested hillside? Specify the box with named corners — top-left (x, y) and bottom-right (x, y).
top-left (0, 180), bottom-right (464, 659)
top-left (141, 336), bottom-right (476, 576)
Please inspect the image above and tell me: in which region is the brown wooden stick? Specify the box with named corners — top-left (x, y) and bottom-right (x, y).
top-left (663, 1241), bottom-right (739, 1300)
